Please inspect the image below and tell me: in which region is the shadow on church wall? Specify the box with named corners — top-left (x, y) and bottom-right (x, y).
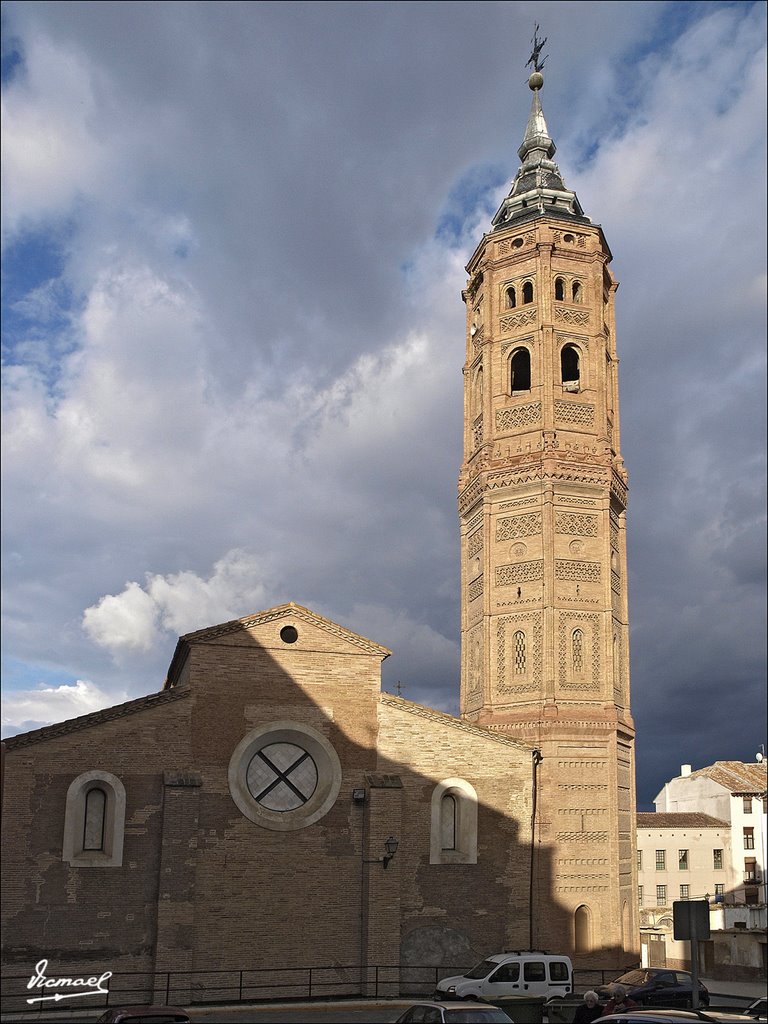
top-left (1, 607), bottom-right (636, 1009)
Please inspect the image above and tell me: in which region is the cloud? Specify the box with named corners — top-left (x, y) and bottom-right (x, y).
top-left (1, 1), bottom-right (765, 805)
top-left (82, 550), bottom-right (272, 655)
top-left (1, 679), bottom-right (127, 737)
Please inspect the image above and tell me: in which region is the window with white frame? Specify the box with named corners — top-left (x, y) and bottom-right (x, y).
top-left (656, 849), bottom-right (666, 870)
top-left (743, 796), bottom-right (753, 813)
top-left (679, 849), bottom-right (689, 870)
top-left (679, 884), bottom-right (690, 900)
top-left (656, 884), bottom-right (667, 904)
top-left (62, 770), bottom-right (126, 867)
top-left (430, 778), bottom-right (478, 865)
top-left (744, 827), bottom-right (755, 849)
top-left (713, 849), bottom-right (723, 869)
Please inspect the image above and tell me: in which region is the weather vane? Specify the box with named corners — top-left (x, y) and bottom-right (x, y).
top-left (526, 23), bottom-right (548, 74)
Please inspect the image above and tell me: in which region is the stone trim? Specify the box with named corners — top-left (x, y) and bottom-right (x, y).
top-left (2, 688), bottom-right (189, 750)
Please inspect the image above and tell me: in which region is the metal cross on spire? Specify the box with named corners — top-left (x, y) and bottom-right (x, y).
top-left (526, 24), bottom-right (548, 74)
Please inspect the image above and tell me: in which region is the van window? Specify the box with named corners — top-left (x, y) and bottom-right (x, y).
top-left (524, 962), bottom-right (546, 982)
top-left (465, 959), bottom-right (496, 980)
top-left (549, 962), bottom-right (570, 981)
top-left (490, 963), bottom-right (520, 983)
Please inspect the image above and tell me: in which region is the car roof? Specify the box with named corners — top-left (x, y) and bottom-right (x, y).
top-left (411, 1002), bottom-right (508, 1009)
top-left (599, 1012), bottom-right (755, 1024)
top-left (100, 1008), bottom-right (190, 1023)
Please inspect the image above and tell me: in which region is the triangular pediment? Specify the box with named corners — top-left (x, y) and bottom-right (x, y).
top-left (165, 603), bottom-right (391, 687)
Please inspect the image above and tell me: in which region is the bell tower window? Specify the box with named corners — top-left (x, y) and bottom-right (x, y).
top-left (572, 281), bottom-right (583, 303)
top-left (506, 286), bottom-right (517, 309)
top-left (510, 349), bottom-right (531, 393)
top-left (522, 281), bottom-right (534, 304)
top-left (555, 277), bottom-right (565, 301)
top-left (561, 345), bottom-right (580, 388)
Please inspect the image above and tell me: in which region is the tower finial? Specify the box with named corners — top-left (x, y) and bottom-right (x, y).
top-left (525, 23), bottom-right (547, 90)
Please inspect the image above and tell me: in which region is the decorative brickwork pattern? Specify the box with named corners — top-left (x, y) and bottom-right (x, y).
top-left (553, 229), bottom-right (587, 248)
top-left (496, 612), bottom-right (542, 694)
top-left (468, 576), bottom-right (484, 602)
top-left (555, 307), bottom-right (590, 327)
top-left (500, 308), bottom-right (537, 333)
top-left (467, 530), bottom-right (483, 557)
top-left (555, 561), bottom-right (601, 582)
top-left (473, 416), bottom-right (483, 449)
top-left (554, 400), bottom-right (595, 427)
top-left (499, 497), bottom-right (539, 510)
top-left (497, 232), bottom-right (534, 256)
top-left (555, 512), bottom-right (598, 536)
top-left (558, 611), bottom-right (600, 689)
top-left (556, 831), bottom-right (609, 843)
top-left (496, 514), bottom-right (542, 540)
top-left (496, 403), bottom-right (541, 431)
top-left (496, 560), bottom-right (544, 586)
top-left (556, 496), bottom-right (597, 508)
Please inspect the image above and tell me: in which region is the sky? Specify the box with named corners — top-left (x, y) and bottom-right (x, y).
top-left (1, 0), bottom-right (766, 810)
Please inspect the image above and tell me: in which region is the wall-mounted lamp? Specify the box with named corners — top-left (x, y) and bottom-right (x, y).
top-left (363, 835), bottom-right (400, 870)
top-left (352, 788), bottom-right (367, 803)
top-left (383, 835), bottom-right (399, 869)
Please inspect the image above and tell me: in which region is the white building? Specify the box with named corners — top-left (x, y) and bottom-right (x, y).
top-left (638, 758), bottom-right (768, 982)
top-left (654, 760), bottom-right (768, 907)
top-left (636, 812), bottom-right (732, 921)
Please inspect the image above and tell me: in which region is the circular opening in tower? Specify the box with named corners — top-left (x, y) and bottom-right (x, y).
top-left (280, 625), bottom-right (299, 644)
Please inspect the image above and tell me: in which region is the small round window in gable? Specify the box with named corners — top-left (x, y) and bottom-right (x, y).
top-left (280, 625), bottom-right (298, 644)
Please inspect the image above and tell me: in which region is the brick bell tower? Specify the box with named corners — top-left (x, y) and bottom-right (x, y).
top-left (458, 36), bottom-right (638, 960)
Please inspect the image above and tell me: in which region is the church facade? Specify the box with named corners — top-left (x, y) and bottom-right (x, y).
top-left (1, 60), bottom-right (638, 1006)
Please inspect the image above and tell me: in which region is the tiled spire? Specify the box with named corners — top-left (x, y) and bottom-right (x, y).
top-left (492, 65), bottom-right (587, 230)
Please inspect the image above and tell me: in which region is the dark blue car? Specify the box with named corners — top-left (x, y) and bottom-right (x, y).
top-left (598, 970), bottom-right (710, 1008)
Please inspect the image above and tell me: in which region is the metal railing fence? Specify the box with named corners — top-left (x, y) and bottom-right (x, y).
top-left (0, 963), bottom-right (633, 1016)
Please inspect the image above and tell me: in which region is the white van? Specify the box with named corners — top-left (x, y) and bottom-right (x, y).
top-left (435, 950), bottom-right (573, 1001)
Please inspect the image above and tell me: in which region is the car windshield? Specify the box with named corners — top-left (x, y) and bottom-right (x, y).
top-left (446, 1011), bottom-right (512, 1023)
top-left (616, 970), bottom-right (649, 985)
top-left (464, 959), bottom-right (498, 980)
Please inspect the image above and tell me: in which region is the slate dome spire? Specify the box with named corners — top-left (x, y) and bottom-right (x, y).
top-left (491, 32), bottom-right (588, 230)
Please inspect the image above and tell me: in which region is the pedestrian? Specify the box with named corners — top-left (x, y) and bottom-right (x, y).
top-left (573, 991), bottom-right (604, 1024)
top-left (601, 983), bottom-right (639, 1016)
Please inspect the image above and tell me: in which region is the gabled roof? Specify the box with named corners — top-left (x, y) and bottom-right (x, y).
top-left (165, 602), bottom-right (391, 687)
top-left (2, 687), bottom-right (189, 750)
top-left (687, 760), bottom-right (767, 795)
top-left (637, 812), bottom-right (729, 829)
top-left (380, 694), bottom-right (533, 753)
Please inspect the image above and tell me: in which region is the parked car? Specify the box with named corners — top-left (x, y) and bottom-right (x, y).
top-left (395, 1002), bottom-right (513, 1023)
top-left (598, 1012), bottom-right (756, 1024)
top-left (96, 1007), bottom-right (191, 1024)
top-left (597, 970), bottom-right (709, 1008)
top-left (435, 950), bottom-right (573, 1001)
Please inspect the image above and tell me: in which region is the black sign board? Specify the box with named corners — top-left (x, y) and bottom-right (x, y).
top-left (673, 899), bottom-right (711, 941)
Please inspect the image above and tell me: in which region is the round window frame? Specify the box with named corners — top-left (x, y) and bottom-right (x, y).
top-left (228, 721), bottom-right (342, 831)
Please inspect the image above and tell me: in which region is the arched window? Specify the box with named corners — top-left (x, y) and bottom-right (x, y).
top-left (440, 794), bottom-right (457, 850)
top-left (572, 281), bottom-right (583, 303)
top-left (561, 345), bottom-right (580, 385)
top-left (522, 281), bottom-right (534, 304)
top-left (63, 771), bottom-right (126, 867)
top-left (430, 779), bottom-right (478, 864)
top-left (555, 277), bottom-right (565, 301)
top-left (83, 788), bottom-right (106, 851)
top-left (572, 629), bottom-right (584, 675)
top-left (510, 349), bottom-right (531, 393)
top-left (513, 630), bottom-right (526, 674)
top-left (474, 366), bottom-right (483, 413)
top-left (575, 905), bottom-right (592, 953)
top-left (506, 286), bottom-right (517, 309)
